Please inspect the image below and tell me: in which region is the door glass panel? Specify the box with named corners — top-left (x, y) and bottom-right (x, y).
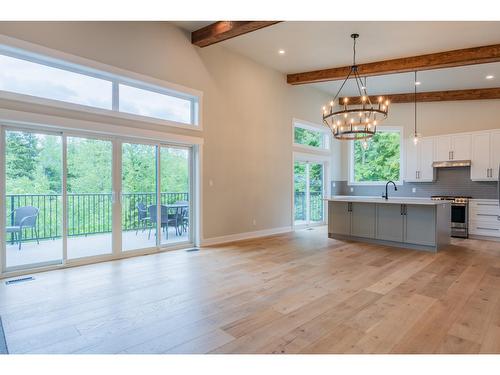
top-left (159, 146), bottom-right (191, 245)
top-left (121, 143), bottom-right (157, 251)
top-left (66, 137), bottom-right (113, 259)
top-left (294, 161), bottom-right (307, 226)
top-left (309, 163), bottom-right (324, 223)
top-left (5, 130), bottom-right (62, 269)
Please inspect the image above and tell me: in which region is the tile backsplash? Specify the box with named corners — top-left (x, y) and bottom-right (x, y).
top-left (332, 167), bottom-right (498, 199)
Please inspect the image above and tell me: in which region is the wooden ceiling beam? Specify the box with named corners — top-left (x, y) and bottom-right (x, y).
top-left (192, 21), bottom-right (281, 47)
top-left (287, 44), bottom-right (500, 85)
top-left (339, 88), bottom-right (500, 104)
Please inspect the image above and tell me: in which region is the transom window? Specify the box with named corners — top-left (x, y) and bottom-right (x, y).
top-left (293, 121), bottom-right (330, 150)
top-left (0, 45), bottom-right (200, 127)
top-left (350, 127), bottom-right (402, 185)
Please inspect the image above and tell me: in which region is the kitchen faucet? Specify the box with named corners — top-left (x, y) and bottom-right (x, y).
top-left (382, 181), bottom-right (397, 200)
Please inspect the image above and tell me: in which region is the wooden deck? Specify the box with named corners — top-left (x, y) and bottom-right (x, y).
top-left (5, 228), bottom-right (189, 269)
top-left (1, 226), bottom-right (499, 354)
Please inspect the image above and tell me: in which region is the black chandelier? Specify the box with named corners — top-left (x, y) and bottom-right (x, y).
top-left (322, 33), bottom-right (389, 142)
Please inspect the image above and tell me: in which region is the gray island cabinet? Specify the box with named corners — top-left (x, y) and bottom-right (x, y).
top-left (327, 197), bottom-right (451, 252)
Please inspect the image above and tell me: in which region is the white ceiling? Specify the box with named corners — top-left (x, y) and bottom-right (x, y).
top-left (171, 21), bottom-right (500, 94)
top-left (172, 21), bottom-right (213, 32)
top-left (218, 21), bottom-right (500, 74)
top-left (312, 62), bottom-right (500, 96)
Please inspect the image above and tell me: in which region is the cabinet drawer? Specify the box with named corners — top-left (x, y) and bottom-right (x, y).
top-left (469, 210), bottom-right (500, 221)
top-left (470, 200), bottom-right (500, 208)
top-left (469, 223), bottom-right (500, 237)
top-left (470, 201), bottom-right (500, 215)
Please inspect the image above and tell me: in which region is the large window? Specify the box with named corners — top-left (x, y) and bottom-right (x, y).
top-left (0, 45), bottom-right (200, 127)
top-left (293, 121), bottom-right (330, 150)
top-left (350, 128), bottom-right (402, 184)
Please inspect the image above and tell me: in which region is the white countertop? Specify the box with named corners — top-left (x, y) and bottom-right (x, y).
top-left (326, 195), bottom-right (450, 206)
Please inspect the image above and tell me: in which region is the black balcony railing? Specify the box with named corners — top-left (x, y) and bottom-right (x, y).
top-left (5, 192), bottom-right (188, 243)
top-left (294, 191), bottom-right (324, 222)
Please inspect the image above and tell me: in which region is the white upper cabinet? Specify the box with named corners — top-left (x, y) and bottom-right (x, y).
top-left (405, 139), bottom-right (419, 182)
top-left (419, 137), bottom-right (435, 181)
top-left (434, 134), bottom-right (471, 161)
top-left (452, 134), bottom-right (472, 160)
top-left (491, 132), bottom-right (500, 180)
top-left (435, 136), bottom-right (452, 161)
top-left (405, 137), bottom-right (435, 182)
top-left (471, 131), bottom-right (500, 181)
top-left (471, 133), bottom-right (491, 180)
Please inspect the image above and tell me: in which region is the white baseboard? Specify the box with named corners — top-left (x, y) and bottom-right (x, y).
top-left (201, 226), bottom-right (292, 247)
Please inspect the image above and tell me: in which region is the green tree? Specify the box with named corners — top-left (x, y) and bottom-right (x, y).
top-left (294, 127), bottom-right (322, 147)
top-left (353, 132), bottom-right (400, 182)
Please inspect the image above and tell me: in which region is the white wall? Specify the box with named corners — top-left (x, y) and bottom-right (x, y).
top-left (336, 99), bottom-right (500, 180)
top-left (0, 22), bottom-right (332, 240)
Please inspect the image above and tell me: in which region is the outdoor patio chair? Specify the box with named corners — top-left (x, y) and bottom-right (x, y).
top-left (147, 205), bottom-right (182, 240)
top-left (175, 201), bottom-right (189, 234)
top-left (136, 202), bottom-right (150, 235)
top-left (6, 206), bottom-right (40, 250)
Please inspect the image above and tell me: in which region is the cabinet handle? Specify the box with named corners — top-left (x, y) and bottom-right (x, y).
top-left (452, 151), bottom-right (454, 160)
top-left (449, 151), bottom-right (451, 160)
top-left (477, 203), bottom-right (499, 206)
top-left (415, 171), bottom-right (418, 180)
top-left (477, 213), bottom-right (498, 217)
top-left (477, 227), bottom-right (499, 231)
top-left (400, 204), bottom-right (404, 215)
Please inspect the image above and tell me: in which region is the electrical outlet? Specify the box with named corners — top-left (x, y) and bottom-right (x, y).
top-left (350, 187), bottom-right (354, 192)
top-left (412, 187), bottom-right (416, 193)
top-left (332, 182), bottom-right (336, 187)
top-left (252, 219), bottom-right (257, 226)
top-left (209, 179), bottom-right (214, 187)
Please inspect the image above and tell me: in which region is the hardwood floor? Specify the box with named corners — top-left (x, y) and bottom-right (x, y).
top-left (1, 226), bottom-right (500, 354)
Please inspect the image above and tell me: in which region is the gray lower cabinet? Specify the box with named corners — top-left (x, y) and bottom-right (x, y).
top-left (376, 204), bottom-right (404, 242)
top-left (329, 201), bottom-right (350, 235)
top-left (404, 205), bottom-right (436, 246)
top-left (351, 203), bottom-right (376, 238)
top-left (328, 200), bottom-right (449, 251)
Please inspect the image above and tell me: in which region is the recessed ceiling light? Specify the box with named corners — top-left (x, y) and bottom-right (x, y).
top-left (278, 49), bottom-right (285, 55)
top-left (486, 75), bottom-right (494, 80)
top-left (415, 81), bottom-right (421, 86)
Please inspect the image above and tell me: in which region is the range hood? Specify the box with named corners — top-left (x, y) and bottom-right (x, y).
top-left (432, 160), bottom-right (471, 168)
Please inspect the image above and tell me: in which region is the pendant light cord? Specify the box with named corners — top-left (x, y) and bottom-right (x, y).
top-left (353, 36), bottom-right (357, 66)
top-left (414, 71), bottom-right (417, 136)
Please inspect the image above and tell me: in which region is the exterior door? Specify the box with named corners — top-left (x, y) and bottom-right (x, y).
top-left (66, 136), bottom-right (113, 259)
top-left (121, 142), bottom-right (158, 252)
top-left (3, 129), bottom-right (63, 270)
top-left (294, 160), bottom-right (325, 227)
top-left (159, 145), bottom-right (192, 246)
top-left (1, 128), bottom-right (197, 274)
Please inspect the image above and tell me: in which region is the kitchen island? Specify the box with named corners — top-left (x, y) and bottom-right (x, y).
top-left (327, 196), bottom-right (451, 252)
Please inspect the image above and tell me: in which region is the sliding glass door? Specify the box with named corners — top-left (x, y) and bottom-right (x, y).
top-left (159, 146), bottom-right (191, 245)
top-left (121, 142), bottom-right (158, 252)
top-left (4, 129), bottom-right (63, 269)
top-left (1, 126), bottom-right (196, 274)
top-left (66, 136), bottom-right (113, 259)
top-left (293, 160), bottom-right (325, 227)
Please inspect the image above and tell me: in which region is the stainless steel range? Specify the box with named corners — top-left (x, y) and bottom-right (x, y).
top-left (431, 196), bottom-right (470, 238)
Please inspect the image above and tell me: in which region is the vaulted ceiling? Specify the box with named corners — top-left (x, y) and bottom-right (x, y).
top-left (174, 21), bottom-right (500, 97)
